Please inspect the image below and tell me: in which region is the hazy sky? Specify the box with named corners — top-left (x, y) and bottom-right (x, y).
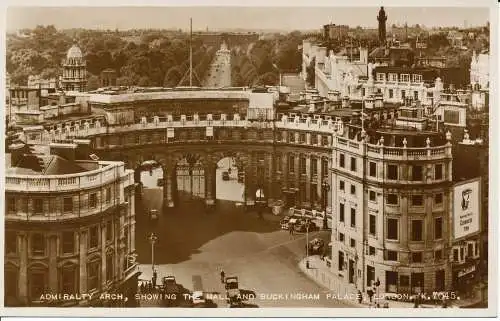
top-left (6, 7), bottom-right (490, 32)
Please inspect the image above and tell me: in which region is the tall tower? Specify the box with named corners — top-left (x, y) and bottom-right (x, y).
top-left (61, 40), bottom-right (87, 92)
top-left (377, 7), bottom-right (387, 45)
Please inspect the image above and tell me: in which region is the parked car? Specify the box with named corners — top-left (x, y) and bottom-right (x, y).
top-left (162, 276), bottom-right (180, 306)
top-left (222, 171), bottom-right (230, 181)
top-left (280, 216), bottom-right (292, 229)
top-left (306, 238), bottom-right (325, 255)
top-left (225, 276), bottom-right (240, 304)
top-left (295, 218), bottom-right (319, 232)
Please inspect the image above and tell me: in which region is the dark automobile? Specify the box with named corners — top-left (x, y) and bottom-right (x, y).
top-left (222, 171), bottom-right (230, 181)
top-left (294, 218), bottom-right (319, 232)
top-left (306, 238), bottom-right (325, 255)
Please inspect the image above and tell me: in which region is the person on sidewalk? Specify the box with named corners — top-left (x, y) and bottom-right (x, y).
top-left (289, 223), bottom-right (294, 235)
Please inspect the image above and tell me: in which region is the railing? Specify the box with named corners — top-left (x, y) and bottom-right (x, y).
top-left (6, 162), bottom-right (134, 192)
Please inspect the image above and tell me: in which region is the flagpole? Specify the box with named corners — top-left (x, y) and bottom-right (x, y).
top-left (190, 18), bottom-right (193, 87)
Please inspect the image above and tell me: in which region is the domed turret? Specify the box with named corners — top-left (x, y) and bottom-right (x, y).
top-left (61, 40), bottom-right (87, 92)
top-left (67, 44), bottom-right (83, 59)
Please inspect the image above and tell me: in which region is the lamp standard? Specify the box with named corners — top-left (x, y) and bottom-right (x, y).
top-left (305, 223), bottom-right (310, 269)
top-left (321, 180), bottom-right (330, 230)
top-left (148, 233), bottom-right (158, 271)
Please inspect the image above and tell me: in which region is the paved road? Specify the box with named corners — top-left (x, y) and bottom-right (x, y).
top-left (203, 48), bottom-right (231, 88)
top-left (135, 189), bottom-right (353, 308)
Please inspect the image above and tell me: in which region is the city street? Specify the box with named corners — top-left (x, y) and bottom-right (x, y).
top-left (135, 185), bottom-right (353, 307)
top-left (203, 47), bottom-right (231, 88)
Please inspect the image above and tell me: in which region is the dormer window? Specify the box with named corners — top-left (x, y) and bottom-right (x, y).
top-left (376, 73), bottom-right (385, 81)
top-left (400, 74), bottom-right (410, 82)
top-left (412, 74), bottom-right (423, 83)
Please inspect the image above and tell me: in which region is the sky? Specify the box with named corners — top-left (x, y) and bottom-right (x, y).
top-left (6, 6), bottom-right (490, 32)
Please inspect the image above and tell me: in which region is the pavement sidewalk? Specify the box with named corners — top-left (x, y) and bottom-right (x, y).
top-left (298, 255), bottom-right (484, 309)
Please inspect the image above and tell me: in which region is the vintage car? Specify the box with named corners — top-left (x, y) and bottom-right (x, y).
top-left (294, 218), bottom-right (319, 232)
top-left (225, 276), bottom-right (240, 304)
top-left (306, 238), bottom-right (325, 255)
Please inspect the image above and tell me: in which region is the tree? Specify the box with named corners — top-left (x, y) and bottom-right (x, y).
top-left (87, 74), bottom-right (100, 90)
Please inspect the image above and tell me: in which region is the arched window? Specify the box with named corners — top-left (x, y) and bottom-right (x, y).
top-left (28, 265), bottom-right (47, 301)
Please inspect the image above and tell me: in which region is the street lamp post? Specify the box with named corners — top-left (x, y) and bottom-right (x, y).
top-left (322, 180), bottom-right (330, 230)
top-left (305, 224), bottom-right (310, 269)
top-left (148, 233), bottom-right (158, 271)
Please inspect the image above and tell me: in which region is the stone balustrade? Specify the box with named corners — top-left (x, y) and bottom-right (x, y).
top-left (6, 161), bottom-right (134, 193)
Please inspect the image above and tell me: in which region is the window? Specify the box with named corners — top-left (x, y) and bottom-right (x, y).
top-left (386, 250), bottom-right (398, 261)
top-left (411, 220), bottom-right (423, 241)
top-left (288, 155), bottom-right (295, 173)
top-left (34, 199), bottom-right (43, 214)
top-left (435, 249), bottom-right (443, 261)
top-left (276, 155), bottom-right (282, 172)
top-left (311, 134), bottom-right (318, 145)
top-left (106, 187), bottom-right (111, 203)
top-left (89, 193), bottom-right (98, 209)
top-left (322, 159), bottom-right (329, 177)
top-left (106, 221), bottom-right (113, 242)
top-left (339, 203), bottom-right (345, 222)
top-left (339, 233), bottom-right (345, 242)
top-left (338, 251), bottom-right (345, 271)
top-left (444, 110), bottom-right (460, 124)
top-left (31, 234), bottom-right (45, 256)
top-left (467, 243), bottom-right (474, 257)
top-left (387, 165), bottom-right (398, 180)
top-left (322, 135), bottom-right (329, 146)
top-left (7, 197), bottom-right (16, 213)
top-left (411, 252), bottom-right (423, 263)
top-left (60, 265), bottom-right (77, 294)
top-left (401, 90), bottom-right (406, 99)
top-left (299, 156), bottom-right (306, 175)
top-left (453, 248), bottom-right (459, 262)
top-left (350, 185), bottom-right (356, 195)
top-left (288, 132), bottom-right (295, 143)
top-left (311, 158), bottom-right (317, 176)
top-left (411, 195), bottom-right (424, 206)
top-left (339, 180), bottom-right (345, 191)
top-left (434, 217), bottom-right (443, 240)
top-left (62, 232), bottom-right (75, 254)
top-left (414, 91), bottom-right (419, 100)
top-left (389, 89), bottom-right (394, 98)
top-left (388, 73), bottom-right (398, 82)
top-left (29, 270), bottom-right (46, 300)
top-left (350, 157), bottom-right (357, 171)
top-left (89, 226), bottom-right (99, 249)
top-left (63, 197), bottom-right (73, 212)
top-left (299, 133), bottom-right (306, 144)
top-left (367, 265), bottom-right (375, 287)
top-left (386, 271), bottom-right (398, 293)
top-left (387, 194), bottom-right (398, 205)
top-left (369, 162), bottom-right (377, 177)
top-left (350, 208), bottom-right (356, 228)
top-left (400, 74), bottom-right (410, 82)
top-left (106, 253), bottom-right (114, 281)
top-left (412, 74), bottom-right (423, 83)
top-left (369, 191), bottom-right (376, 202)
top-left (411, 165), bottom-right (423, 181)
top-left (400, 275), bottom-right (410, 288)
top-left (387, 218), bottom-right (398, 240)
top-left (87, 260), bottom-right (100, 291)
top-left (376, 73), bottom-right (385, 81)
top-left (435, 164), bottom-right (443, 180)
top-left (369, 215), bottom-right (376, 235)
top-left (369, 246), bottom-right (375, 256)
top-left (5, 231), bottom-right (17, 254)
top-left (339, 154), bottom-right (345, 168)
top-left (434, 193), bottom-right (443, 205)
top-left (350, 238), bottom-right (356, 248)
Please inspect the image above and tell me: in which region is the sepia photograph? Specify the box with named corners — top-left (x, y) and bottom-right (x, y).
top-left (1, 0), bottom-right (497, 318)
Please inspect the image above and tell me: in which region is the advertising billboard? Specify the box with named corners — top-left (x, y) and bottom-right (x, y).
top-left (453, 178), bottom-right (481, 240)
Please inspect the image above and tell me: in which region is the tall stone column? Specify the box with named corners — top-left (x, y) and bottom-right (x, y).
top-left (48, 234), bottom-right (58, 292)
top-left (79, 230), bottom-right (88, 293)
top-left (18, 233), bottom-right (28, 304)
top-left (163, 166), bottom-right (175, 208)
top-left (205, 162), bottom-right (216, 207)
top-left (101, 224), bottom-right (107, 286)
top-left (129, 193), bottom-right (136, 253)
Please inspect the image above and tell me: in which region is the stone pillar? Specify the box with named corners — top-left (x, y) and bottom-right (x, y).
top-left (305, 156), bottom-right (311, 207)
top-left (18, 233), bottom-right (28, 304)
top-left (129, 192), bottom-right (136, 252)
top-left (48, 234), bottom-right (58, 293)
top-left (101, 224), bottom-right (107, 285)
top-left (79, 230), bottom-right (88, 293)
top-left (205, 162), bottom-right (216, 207)
top-left (163, 166), bottom-right (175, 208)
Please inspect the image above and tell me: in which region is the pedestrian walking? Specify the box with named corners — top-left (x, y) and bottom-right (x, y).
top-left (289, 223), bottom-right (294, 235)
top-left (220, 270), bottom-right (225, 284)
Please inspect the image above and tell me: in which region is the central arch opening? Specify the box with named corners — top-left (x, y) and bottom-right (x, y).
top-left (215, 157), bottom-right (244, 204)
top-left (176, 156), bottom-right (205, 203)
top-left (137, 160), bottom-right (164, 218)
